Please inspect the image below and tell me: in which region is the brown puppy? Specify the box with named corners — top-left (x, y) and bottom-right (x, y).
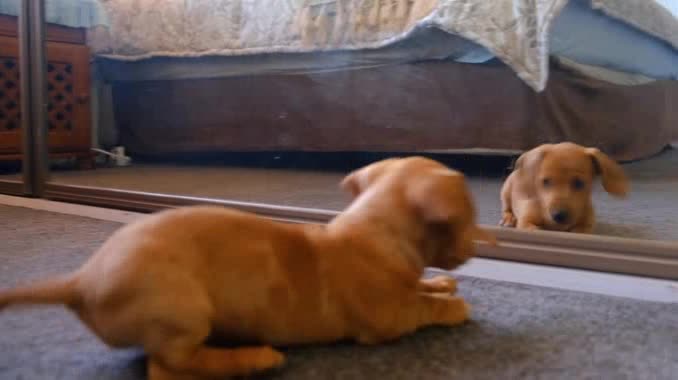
top-left (0, 156), bottom-right (495, 380)
top-left (500, 142), bottom-right (629, 233)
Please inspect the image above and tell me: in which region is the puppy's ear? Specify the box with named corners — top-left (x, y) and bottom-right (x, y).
top-left (340, 171), bottom-right (361, 198)
top-left (408, 170), bottom-right (467, 223)
top-left (409, 170), bottom-right (496, 252)
top-left (340, 158), bottom-right (401, 199)
top-left (514, 144), bottom-right (551, 173)
top-left (586, 148), bottom-right (629, 197)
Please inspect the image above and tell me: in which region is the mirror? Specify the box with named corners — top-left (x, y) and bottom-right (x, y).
top-left (44, 0), bottom-right (677, 243)
top-left (0, 11), bottom-right (25, 191)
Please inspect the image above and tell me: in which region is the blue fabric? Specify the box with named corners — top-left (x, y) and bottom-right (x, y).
top-left (0, 0), bottom-right (108, 28)
top-left (550, 0), bottom-right (678, 79)
top-left (656, 0), bottom-right (678, 18)
top-left (456, 0), bottom-right (678, 79)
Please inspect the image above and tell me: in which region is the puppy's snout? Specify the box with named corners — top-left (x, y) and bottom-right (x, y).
top-left (551, 210), bottom-right (570, 225)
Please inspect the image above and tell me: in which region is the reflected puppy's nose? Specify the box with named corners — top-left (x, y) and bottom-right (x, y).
top-left (552, 210), bottom-right (569, 224)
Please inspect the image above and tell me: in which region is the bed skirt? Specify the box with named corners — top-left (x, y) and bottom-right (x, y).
top-left (111, 60), bottom-right (678, 161)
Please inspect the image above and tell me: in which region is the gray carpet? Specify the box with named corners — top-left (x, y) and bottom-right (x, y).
top-left (0, 205), bottom-right (677, 379)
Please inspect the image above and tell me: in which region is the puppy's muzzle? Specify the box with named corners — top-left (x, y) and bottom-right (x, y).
top-left (551, 210), bottom-right (570, 225)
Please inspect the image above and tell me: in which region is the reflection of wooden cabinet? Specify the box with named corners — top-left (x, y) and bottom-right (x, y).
top-left (0, 15), bottom-right (93, 169)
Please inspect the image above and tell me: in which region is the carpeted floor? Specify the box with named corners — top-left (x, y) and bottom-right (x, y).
top-left (31, 148), bottom-right (678, 241)
top-left (0, 205), bottom-right (677, 379)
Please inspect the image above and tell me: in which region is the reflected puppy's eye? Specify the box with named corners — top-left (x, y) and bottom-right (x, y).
top-left (542, 178), bottom-right (552, 188)
top-left (572, 178), bottom-right (585, 191)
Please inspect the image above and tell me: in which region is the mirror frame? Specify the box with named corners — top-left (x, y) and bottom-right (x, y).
top-left (42, 183), bottom-right (678, 281)
top-left (0, 0), bottom-right (48, 197)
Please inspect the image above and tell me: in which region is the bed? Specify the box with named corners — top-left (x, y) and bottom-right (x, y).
top-left (4, 0), bottom-right (678, 161)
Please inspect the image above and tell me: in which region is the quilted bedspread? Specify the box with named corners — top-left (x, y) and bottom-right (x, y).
top-left (90, 0), bottom-right (678, 91)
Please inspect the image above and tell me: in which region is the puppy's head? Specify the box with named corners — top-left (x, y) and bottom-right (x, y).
top-left (516, 143), bottom-right (629, 230)
top-left (341, 157), bottom-right (495, 270)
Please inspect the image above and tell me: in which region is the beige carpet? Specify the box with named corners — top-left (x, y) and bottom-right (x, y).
top-left (1, 149), bottom-right (676, 241)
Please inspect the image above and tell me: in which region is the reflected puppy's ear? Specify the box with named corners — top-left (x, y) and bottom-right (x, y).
top-left (514, 144), bottom-right (552, 174)
top-left (585, 148), bottom-right (629, 197)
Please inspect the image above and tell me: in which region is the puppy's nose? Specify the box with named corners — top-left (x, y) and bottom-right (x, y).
top-left (552, 210), bottom-right (570, 224)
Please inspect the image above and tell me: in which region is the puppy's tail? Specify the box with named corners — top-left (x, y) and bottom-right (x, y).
top-left (0, 273), bottom-right (81, 312)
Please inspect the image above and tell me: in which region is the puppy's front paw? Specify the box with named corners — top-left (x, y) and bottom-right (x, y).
top-left (419, 276), bottom-right (457, 294)
top-left (436, 296), bottom-right (472, 326)
top-left (500, 212), bottom-right (516, 227)
top-left (462, 300), bottom-right (472, 321)
top-left (257, 347), bottom-right (286, 370)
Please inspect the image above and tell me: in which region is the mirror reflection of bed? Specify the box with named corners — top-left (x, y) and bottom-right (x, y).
top-left (2, 0), bottom-right (677, 242)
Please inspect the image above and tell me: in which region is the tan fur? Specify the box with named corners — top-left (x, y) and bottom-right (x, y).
top-left (500, 142), bottom-right (629, 233)
top-left (0, 156), bottom-right (494, 380)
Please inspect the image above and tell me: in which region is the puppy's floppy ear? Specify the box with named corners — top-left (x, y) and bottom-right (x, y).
top-left (514, 144), bottom-right (552, 173)
top-left (407, 170), bottom-right (497, 246)
top-left (408, 170), bottom-right (465, 222)
top-left (340, 171), bottom-right (361, 198)
top-left (340, 158), bottom-right (401, 199)
top-left (585, 148), bottom-right (629, 197)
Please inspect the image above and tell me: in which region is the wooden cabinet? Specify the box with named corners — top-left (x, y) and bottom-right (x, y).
top-left (0, 15), bottom-right (93, 168)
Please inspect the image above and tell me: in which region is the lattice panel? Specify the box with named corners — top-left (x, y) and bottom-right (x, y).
top-left (47, 62), bottom-right (75, 131)
top-left (0, 57), bottom-right (20, 132)
top-left (0, 58), bottom-right (76, 133)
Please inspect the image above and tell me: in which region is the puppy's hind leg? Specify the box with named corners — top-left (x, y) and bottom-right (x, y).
top-left (143, 299), bottom-right (284, 379)
top-left (147, 325), bottom-right (285, 380)
top-left (148, 344), bottom-right (285, 380)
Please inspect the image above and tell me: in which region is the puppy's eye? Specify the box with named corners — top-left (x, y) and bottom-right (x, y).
top-left (542, 178), bottom-right (552, 187)
top-left (572, 178), bottom-right (585, 191)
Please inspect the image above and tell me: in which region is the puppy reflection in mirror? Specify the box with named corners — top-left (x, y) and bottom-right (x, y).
top-left (500, 142), bottom-right (629, 233)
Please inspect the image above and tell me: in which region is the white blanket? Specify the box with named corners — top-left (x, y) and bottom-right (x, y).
top-left (90, 0), bottom-right (678, 91)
